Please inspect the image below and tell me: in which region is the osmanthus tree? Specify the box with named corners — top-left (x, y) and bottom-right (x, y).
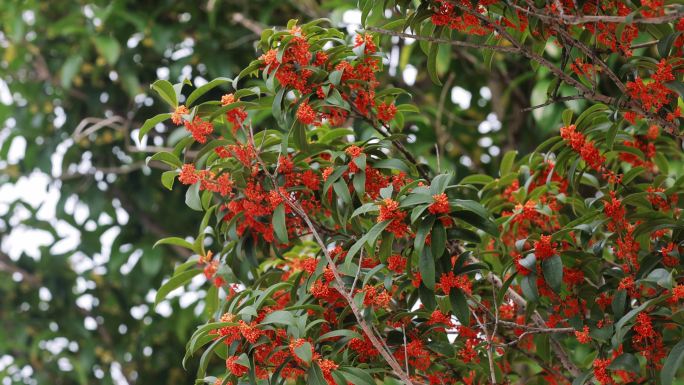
top-left (142, 2), bottom-right (684, 385)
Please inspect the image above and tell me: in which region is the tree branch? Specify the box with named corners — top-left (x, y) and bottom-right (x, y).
top-left (367, 27), bottom-right (520, 53)
top-left (246, 125), bottom-right (420, 385)
top-left (521, 95), bottom-right (584, 112)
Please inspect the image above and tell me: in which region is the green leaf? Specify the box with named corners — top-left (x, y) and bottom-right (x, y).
top-left (419, 248), bottom-right (436, 290)
top-left (307, 363), bottom-right (328, 385)
top-left (572, 371), bottom-right (592, 385)
top-left (366, 220), bottom-right (389, 249)
top-left (562, 109), bottom-right (573, 126)
top-left (60, 55), bottom-right (83, 89)
top-left (196, 336), bottom-right (226, 378)
top-left (205, 285), bottom-right (219, 317)
top-left (317, 329), bottom-right (363, 342)
top-left (431, 222), bottom-right (446, 259)
top-left (185, 183), bottom-right (202, 211)
top-left (372, 158), bottom-right (412, 174)
top-left (154, 237), bottom-right (195, 250)
top-left (541, 255), bottom-right (563, 292)
top-left (427, 42), bottom-right (442, 85)
top-left (609, 353), bottom-right (639, 373)
top-left (459, 174), bottom-right (494, 185)
top-left (138, 113), bottom-right (171, 140)
top-left (261, 310), bottom-right (296, 326)
top-left (329, 70), bottom-right (342, 86)
top-left (499, 150), bottom-right (517, 176)
top-left (414, 216), bottom-right (435, 262)
top-left (612, 297), bottom-right (660, 346)
top-left (401, 193), bottom-right (434, 208)
top-left (351, 202), bottom-right (379, 218)
top-left (161, 170), bottom-right (178, 190)
top-left (337, 367), bottom-right (376, 385)
top-left (534, 334), bottom-right (550, 362)
top-left (272, 204), bottom-right (288, 243)
top-left (453, 199), bottom-right (490, 220)
top-left (449, 288), bottom-right (470, 326)
top-left (662, 339), bottom-right (684, 385)
top-left (456, 210), bottom-right (499, 237)
top-left (496, 272), bottom-right (517, 306)
top-left (520, 274), bottom-right (539, 301)
top-left (93, 36), bottom-right (121, 65)
top-left (294, 342), bottom-right (313, 364)
top-left (155, 269), bottom-right (202, 306)
top-left (149, 151), bottom-right (182, 169)
top-left (396, 104), bottom-right (419, 113)
top-left (185, 77), bottom-right (232, 106)
top-left (151, 79), bottom-right (178, 108)
top-left (430, 173), bottom-right (453, 194)
top-left (644, 268), bottom-right (672, 289)
top-left (658, 32), bottom-right (680, 57)
top-left (665, 81), bottom-right (684, 99)
top-left (345, 221), bottom-right (389, 266)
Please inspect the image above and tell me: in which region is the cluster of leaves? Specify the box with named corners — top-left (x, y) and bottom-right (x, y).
top-left (146, 3), bottom-right (684, 385)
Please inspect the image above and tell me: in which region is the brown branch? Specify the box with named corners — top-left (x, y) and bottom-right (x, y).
top-left (246, 125), bottom-right (420, 385)
top-left (232, 13), bottom-right (265, 35)
top-left (482, 267), bottom-right (581, 376)
top-left (550, 25), bottom-right (627, 94)
top-left (350, 105), bottom-right (431, 182)
top-left (367, 27), bottom-right (520, 53)
top-left (521, 95), bottom-right (584, 111)
top-left (558, 11), bottom-right (683, 25)
top-left (495, 320), bottom-right (575, 333)
top-left (512, 4), bottom-right (683, 24)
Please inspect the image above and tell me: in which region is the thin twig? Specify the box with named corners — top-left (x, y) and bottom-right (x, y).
top-left (231, 13), bottom-right (264, 35)
top-left (513, 4), bottom-right (683, 24)
top-left (351, 107), bottom-right (431, 181)
top-left (521, 95), bottom-right (584, 112)
top-left (472, 310), bottom-right (497, 385)
top-left (367, 27), bottom-right (520, 53)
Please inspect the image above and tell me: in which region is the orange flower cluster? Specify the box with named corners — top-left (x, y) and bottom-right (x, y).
top-left (377, 198), bottom-right (408, 238)
top-left (560, 124), bottom-right (605, 171)
top-left (437, 271), bottom-right (472, 295)
top-left (179, 164), bottom-right (233, 196)
top-left (428, 193), bottom-right (450, 215)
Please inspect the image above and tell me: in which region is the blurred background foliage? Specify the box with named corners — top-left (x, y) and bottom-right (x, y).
top-left (0, 1), bottom-right (574, 384)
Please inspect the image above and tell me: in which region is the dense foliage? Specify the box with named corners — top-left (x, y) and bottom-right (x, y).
top-left (145, 1), bottom-right (684, 385)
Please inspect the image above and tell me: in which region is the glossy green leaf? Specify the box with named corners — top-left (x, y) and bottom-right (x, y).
top-left (185, 77), bottom-right (232, 106)
top-left (155, 269), bottom-right (202, 306)
top-left (151, 79), bottom-right (178, 108)
top-left (662, 339), bottom-right (684, 385)
top-left (541, 255), bottom-right (563, 292)
top-left (138, 113), bottom-right (172, 140)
